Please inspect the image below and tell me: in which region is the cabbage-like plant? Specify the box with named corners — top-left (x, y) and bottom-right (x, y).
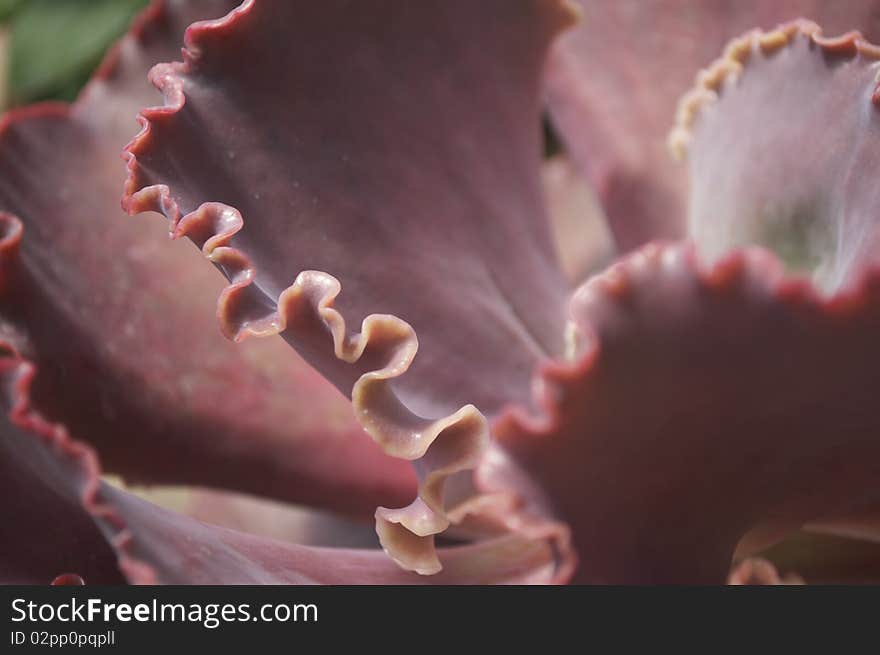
top-left (3, 0), bottom-right (880, 585)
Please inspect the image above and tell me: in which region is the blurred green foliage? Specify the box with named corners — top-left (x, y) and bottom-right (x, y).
top-left (0, 0), bottom-right (26, 22)
top-left (6, 0), bottom-right (149, 105)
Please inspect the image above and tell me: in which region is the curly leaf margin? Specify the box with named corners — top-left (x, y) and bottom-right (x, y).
top-left (119, 0), bottom-right (566, 576)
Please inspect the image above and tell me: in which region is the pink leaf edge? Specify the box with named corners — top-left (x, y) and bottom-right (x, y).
top-left (493, 241), bottom-right (880, 582)
top-left (0, 210), bottom-right (559, 584)
top-left (122, 0), bottom-right (581, 579)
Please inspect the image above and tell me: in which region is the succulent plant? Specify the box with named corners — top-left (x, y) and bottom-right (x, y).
top-left (3, 0), bottom-right (880, 584)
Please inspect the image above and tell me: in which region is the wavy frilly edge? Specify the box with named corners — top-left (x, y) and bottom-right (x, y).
top-left (0, 320), bottom-right (560, 584)
top-left (0, 355), bottom-right (160, 584)
top-left (122, 201), bottom-right (491, 578)
top-left (0, 0), bottom-right (418, 518)
top-left (120, 1), bottom-right (578, 577)
top-left (0, 213), bottom-right (561, 585)
top-left (492, 238), bottom-right (880, 582)
top-left (0, 212), bottom-right (155, 583)
top-left (668, 19), bottom-right (880, 161)
top-left (450, 451), bottom-right (578, 583)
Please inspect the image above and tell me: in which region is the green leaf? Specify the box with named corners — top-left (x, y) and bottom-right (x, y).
top-left (0, 0), bottom-right (25, 23)
top-left (9, 0), bottom-right (149, 104)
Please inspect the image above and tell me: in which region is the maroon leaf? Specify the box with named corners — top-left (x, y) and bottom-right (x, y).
top-left (0, 0), bottom-right (416, 519)
top-left (123, 0), bottom-right (576, 574)
top-left (103, 485), bottom-right (560, 584)
top-left (495, 243), bottom-right (880, 583)
top-left (0, 333), bottom-right (557, 584)
top-left (545, 0), bottom-right (880, 250)
top-left (674, 21), bottom-right (880, 293)
top-left (0, 349), bottom-right (124, 584)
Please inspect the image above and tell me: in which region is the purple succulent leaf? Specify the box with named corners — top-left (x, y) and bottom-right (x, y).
top-left (0, 0), bottom-right (416, 520)
top-left (495, 17), bottom-right (880, 584)
top-left (0, 341), bottom-right (123, 584)
top-left (675, 21), bottom-right (880, 293)
top-left (494, 242), bottom-right (880, 583)
top-left (105, 487), bottom-right (559, 584)
top-left (545, 0), bottom-right (880, 251)
top-left (8, 0), bottom-right (880, 586)
top-left (0, 330), bottom-right (558, 584)
top-left (151, 486), bottom-right (382, 549)
top-left (125, 0), bottom-right (575, 417)
top-left (123, 0), bottom-right (577, 575)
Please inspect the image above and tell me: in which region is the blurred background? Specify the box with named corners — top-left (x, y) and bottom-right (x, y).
top-left (0, 0), bottom-right (149, 109)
